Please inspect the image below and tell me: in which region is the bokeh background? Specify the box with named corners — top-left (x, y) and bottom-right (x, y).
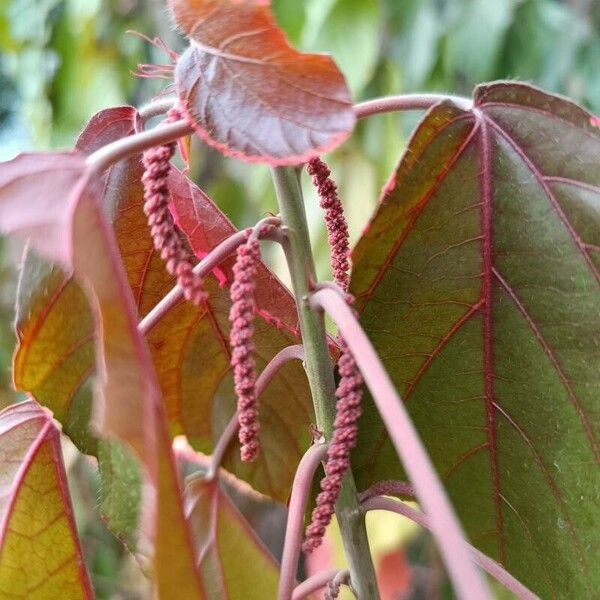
top-left (0, 1), bottom-right (598, 598)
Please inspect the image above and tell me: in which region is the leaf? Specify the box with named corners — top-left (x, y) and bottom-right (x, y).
top-left (0, 150), bottom-right (204, 597)
top-left (170, 0), bottom-right (355, 165)
top-left (14, 106), bottom-right (140, 454)
top-left (350, 82), bottom-right (600, 598)
top-left (184, 474), bottom-right (280, 600)
top-left (0, 399), bottom-right (93, 598)
top-left (14, 107), bottom-right (314, 503)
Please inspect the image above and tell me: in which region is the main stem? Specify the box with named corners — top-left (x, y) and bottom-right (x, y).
top-left (271, 167), bottom-right (379, 600)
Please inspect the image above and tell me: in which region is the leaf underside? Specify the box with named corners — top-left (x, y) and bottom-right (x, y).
top-left (170, 0), bottom-right (355, 165)
top-left (350, 82), bottom-right (600, 598)
top-left (0, 400), bottom-right (93, 599)
top-left (184, 474), bottom-right (281, 600)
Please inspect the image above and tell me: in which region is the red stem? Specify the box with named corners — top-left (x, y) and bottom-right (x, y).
top-left (358, 479), bottom-right (415, 502)
top-left (291, 569), bottom-right (347, 600)
top-left (362, 496), bottom-right (540, 600)
top-left (205, 344), bottom-right (305, 480)
top-left (85, 119), bottom-right (193, 175)
top-left (309, 287), bottom-right (491, 600)
top-left (278, 443), bottom-right (329, 600)
top-left (138, 230), bottom-right (249, 334)
top-left (354, 93), bottom-right (472, 119)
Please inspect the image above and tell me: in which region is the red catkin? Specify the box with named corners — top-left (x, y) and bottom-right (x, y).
top-left (141, 110), bottom-right (207, 305)
top-left (229, 234), bottom-right (261, 462)
top-left (306, 157), bottom-right (350, 292)
top-left (303, 295), bottom-right (364, 553)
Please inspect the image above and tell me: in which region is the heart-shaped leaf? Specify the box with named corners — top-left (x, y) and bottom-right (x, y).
top-left (0, 400), bottom-right (93, 598)
top-left (170, 0), bottom-right (355, 164)
top-left (0, 150), bottom-right (204, 597)
top-left (350, 82), bottom-right (600, 598)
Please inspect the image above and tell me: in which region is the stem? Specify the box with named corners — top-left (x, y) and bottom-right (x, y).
top-left (362, 496), bottom-right (540, 600)
top-left (358, 480), bottom-right (415, 502)
top-left (272, 167), bottom-right (379, 600)
top-left (138, 230), bottom-right (249, 334)
top-left (138, 96), bottom-right (177, 122)
top-left (85, 119), bottom-right (193, 175)
top-left (310, 287), bottom-right (492, 600)
top-left (278, 443), bottom-right (329, 600)
top-left (206, 344), bottom-right (305, 480)
top-left (354, 93), bottom-right (472, 119)
top-left (292, 569), bottom-right (347, 600)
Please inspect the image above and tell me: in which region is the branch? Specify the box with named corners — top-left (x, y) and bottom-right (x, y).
top-left (205, 344), bottom-right (305, 480)
top-left (354, 93), bottom-right (472, 119)
top-left (278, 442), bottom-right (329, 600)
top-left (358, 480), bottom-right (415, 502)
top-left (138, 96), bottom-right (177, 122)
top-left (309, 287), bottom-right (492, 600)
top-left (85, 119), bottom-right (193, 175)
top-left (362, 496), bottom-right (540, 600)
top-left (292, 569), bottom-right (348, 600)
top-left (138, 230), bottom-right (249, 334)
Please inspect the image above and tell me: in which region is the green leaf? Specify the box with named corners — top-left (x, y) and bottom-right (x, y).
top-left (350, 82), bottom-right (600, 598)
top-left (303, 0), bottom-right (381, 97)
top-left (0, 399), bottom-right (93, 598)
top-left (184, 474), bottom-right (280, 600)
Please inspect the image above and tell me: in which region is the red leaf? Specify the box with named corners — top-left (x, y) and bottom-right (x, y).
top-left (0, 153), bottom-right (205, 597)
top-left (170, 0), bottom-right (355, 165)
top-left (167, 166), bottom-right (299, 332)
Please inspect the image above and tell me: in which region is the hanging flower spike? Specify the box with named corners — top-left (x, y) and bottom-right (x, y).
top-left (229, 231), bottom-right (262, 462)
top-left (303, 295), bottom-right (364, 553)
top-left (307, 157), bottom-right (350, 292)
top-left (141, 108), bottom-right (207, 305)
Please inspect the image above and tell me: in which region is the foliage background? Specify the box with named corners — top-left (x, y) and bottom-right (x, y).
top-left (0, 0), bottom-right (598, 597)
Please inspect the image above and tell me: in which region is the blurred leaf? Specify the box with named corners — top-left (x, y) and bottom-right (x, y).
top-left (445, 0), bottom-right (516, 82)
top-left (304, 0), bottom-right (381, 97)
top-left (0, 399), bottom-right (93, 598)
top-left (350, 82), bottom-right (600, 598)
top-left (272, 0), bottom-right (306, 46)
top-left (184, 475), bottom-right (280, 600)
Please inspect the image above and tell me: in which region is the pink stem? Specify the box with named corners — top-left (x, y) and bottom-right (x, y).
top-left (291, 569), bottom-right (347, 600)
top-left (138, 97), bottom-right (177, 122)
top-left (206, 344), bottom-right (305, 480)
top-left (85, 119), bottom-right (193, 175)
top-left (310, 287), bottom-right (491, 600)
top-left (362, 496), bottom-right (540, 600)
top-left (278, 442), bottom-right (329, 600)
top-left (138, 230), bottom-right (249, 334)
top-left (354, 93), bottom-right (472, 119)
top-left (358, 480), bottom-right (415, 502)
top-left (84, 94), bottom-right (474, 178)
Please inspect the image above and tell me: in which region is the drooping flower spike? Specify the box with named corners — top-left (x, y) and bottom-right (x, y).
top-left (141, 107), bottom-right (207, 305)
top-left (228, 218), bottom-right (281, 462)
top-left (302, 162), bottom-right (363, 552)
top-left (306, 157), bottom-right (350, 291)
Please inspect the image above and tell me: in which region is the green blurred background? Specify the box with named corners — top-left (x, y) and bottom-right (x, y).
top-left (0, 1), bottom-right (598, 598)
